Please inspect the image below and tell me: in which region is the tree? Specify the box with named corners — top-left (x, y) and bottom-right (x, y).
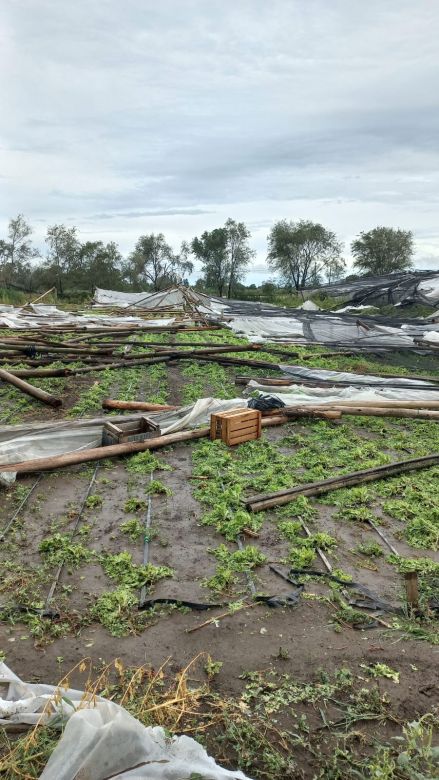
top-left (224, 218), bottom-right (254, 298)
top-left (45, 225), bottom-right (81, 295)
top-left (191, 227), bottom-right (228, 296)
top-left (191, 219), bottom-right (254, 298)
top-left (325, 256), bottom-right (346, 284)
top-left (0, 215), bottom-right (39, 289)
top-left (267, 220), bottom-right (342, 292)
top-left (74, 241), bottom-right (123, 293)
top-left (351, 227), bottom-right (414, 276)
top-left (125, 234), bottom-right (193, 291)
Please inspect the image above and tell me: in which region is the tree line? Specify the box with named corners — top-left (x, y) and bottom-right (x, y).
top-left (0, 214), bottom-right (415, 300)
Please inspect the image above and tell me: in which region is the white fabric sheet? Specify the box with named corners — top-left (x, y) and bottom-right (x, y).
top-left (0, 663), bottom-right (249, 780)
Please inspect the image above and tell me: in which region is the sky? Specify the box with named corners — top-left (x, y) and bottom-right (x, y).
top-left (1, 0), bottom-right (439, 284)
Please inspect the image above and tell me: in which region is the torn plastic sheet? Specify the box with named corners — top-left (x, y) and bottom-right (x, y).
top-left (246, 382), bottom-right (439, 406)
top-left (0, 305), bottom-right (175, 330)
top-left (225, 314), bottom-right (418, 346)
top-left (278, 365), bottom-right (438, 388)
top-left (0, 400), bottom-right (248, 484)
top-left (0, 662), bottom-right (250, 780)
top-left (93, 285), bottom-right (227, 316)
top-left (222, 306), bottom-right (439, 347)
top-left (145, 397), bottom-right (247, 435)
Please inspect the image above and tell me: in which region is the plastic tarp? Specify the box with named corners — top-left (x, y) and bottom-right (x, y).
top-left (0, 306), bottom-right (174, 330)
top-left (307, 271), bottom-right (439, 307)
top-left (278, 365), bottom-right (437, 388)
top-left (146, 398), bottom-right (247, 434)
top-left (93, 286), bottom-right (227, 317)
top-left (0, 400), bottom-right (248, 484)
top-left (225, 310), bottom-right (439, 347)
top-left (0, 414), bottom-right (145, 485)
top-left (0, 662), bottom-right (249, 780)
top-left (246, 381), bottom-right (439, 406)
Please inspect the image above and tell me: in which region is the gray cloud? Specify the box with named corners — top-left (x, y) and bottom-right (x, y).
top-left (1, 0), bottom-right (439, 274)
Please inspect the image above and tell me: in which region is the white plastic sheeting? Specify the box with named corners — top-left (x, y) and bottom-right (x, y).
top-left (0, 662), bottom-right (249, 780)
top-left (226, 315), bottom-right (304, 342)
top-left (93, 286), bottom-right (227, 317)
top-left (146, 397), bottom-right (247, 435)
top-left (279, 365), bottom-right (437, 387)
top-left (0, 400), bottom-right (247, 484)
top-left (0, 305), bottom-right (173, 330)
top-left (246, 381), bottom-right (439, 406)
top-left (226, 312), bottom-right (439, 348)
top-left (418, 276), bottom-right (439, 303)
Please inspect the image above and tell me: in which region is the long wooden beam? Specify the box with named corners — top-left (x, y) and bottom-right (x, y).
top-left (246, 453), bottom-right (439, 512)
top-left (0, 367), bottom-right (62, 407)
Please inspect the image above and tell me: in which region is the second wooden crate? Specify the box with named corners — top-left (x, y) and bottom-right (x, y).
top-left (210, 408), bottom-right (261, 446)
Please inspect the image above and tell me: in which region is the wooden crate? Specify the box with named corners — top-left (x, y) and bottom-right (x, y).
top-left (102, 417), bottom-right (160, 446)
top-left (210, 408), bottom-right (261, 446)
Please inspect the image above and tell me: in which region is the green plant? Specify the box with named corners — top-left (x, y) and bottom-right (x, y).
top-left (39, 534), bottom-right (93, 568)
top-left (361, 662), bottom-right (400, 683)
top-left (356, 541), bottom-right (384, 558)
top-left (91, 586), bottom-right (138, 636)
top-left (85, 494), bottom-right (102, 509)
top-left (124, 498), bottom-right (147, 513)
top-left (145, 479), bottom-right (173, 496)
top-left (119, 518), bottom-right (144, 541)
top-left (204, 657), bottom-right (223, 678)
top-left (100, 552), bottom-right (173, 590)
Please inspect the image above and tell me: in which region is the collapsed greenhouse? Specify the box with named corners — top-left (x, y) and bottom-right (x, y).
top-left (1, 280), bottom-right (439, 779)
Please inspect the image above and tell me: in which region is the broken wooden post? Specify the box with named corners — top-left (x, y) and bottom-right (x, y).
top-left (0, 367), bottom-right (62, 408)
top-left (404, 572), bottom-right (419, 611)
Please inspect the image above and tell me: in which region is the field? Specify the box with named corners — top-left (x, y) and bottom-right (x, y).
top-left (0, 328), bottom-right (438, 779)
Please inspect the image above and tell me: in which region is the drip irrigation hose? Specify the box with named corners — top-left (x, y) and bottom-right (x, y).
top-left (0, 474), bottom-right (43, 541)
top-left (236, 534), bottom-right (257, 596)
top-left (139, 471), bottom-right (154, 606)
top-left (45, 463), bottom-right (100, 608)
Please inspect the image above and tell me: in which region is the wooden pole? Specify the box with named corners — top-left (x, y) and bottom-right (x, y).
top-left (0, 367), bottom-right (62, 407)
top-left (102, 399), bottom-right (178, 412)
top-left (9, 355), bottom-right (170, 379)
top-left (246, 453), bottom-right (439, 512)
top-left (404, 572), bottom-right (419, 610)
top-left (18, 286), bottom-right (56, 310)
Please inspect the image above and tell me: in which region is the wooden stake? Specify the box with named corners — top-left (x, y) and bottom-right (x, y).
top-left (404, 572), bottom-right (419, 610)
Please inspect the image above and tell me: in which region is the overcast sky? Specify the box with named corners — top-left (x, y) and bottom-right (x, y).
top-left (2, 0), bottom-right (439, 283)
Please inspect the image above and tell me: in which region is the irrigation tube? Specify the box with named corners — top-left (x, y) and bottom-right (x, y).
top-left (0, 474), bottom-right (43, 541)
top-left (139, 471), bottom-right (154, 607)
top-left (45, 463), bottom-right (100, 608)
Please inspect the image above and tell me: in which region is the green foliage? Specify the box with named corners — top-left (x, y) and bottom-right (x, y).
top-left (126, 450), bottom-right (171, 474)
top-left (39, 534), bottom-right (93, 568)
top-left (100, 552), bottom-right (173, 590)
top-left (119, 517), bottom-right (144, 541)
top-left (361, 662), bottom-right (400, 683)
top-left (85, 494), bottom-right (102, 509)
top-left (205, 544), bottom-right (266, 594)
top-left (145, 479), bottom-right (172, 496)
top-left (91, 586), bottom-right (139, 636)
top-left (267, 219), bottom-right (343, 290)
top-left (351, 226), bottom-right (414, 275)
top-left (124, 497), bottom-right (147, 513)
top-left (356, 541), bottom-right (384, 558)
